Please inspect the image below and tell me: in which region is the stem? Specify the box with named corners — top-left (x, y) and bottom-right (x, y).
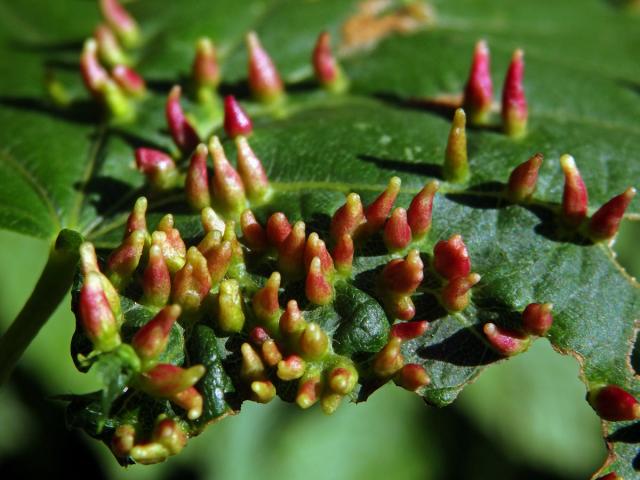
top-left (0, 229), bottom-right (83, 385)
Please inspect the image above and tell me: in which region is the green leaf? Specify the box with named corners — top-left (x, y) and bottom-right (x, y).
top-left (2, 0), bottom-right (640, 475)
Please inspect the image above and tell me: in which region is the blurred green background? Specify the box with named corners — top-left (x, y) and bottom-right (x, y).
top-left (1, 220), bottom-right (638, 479)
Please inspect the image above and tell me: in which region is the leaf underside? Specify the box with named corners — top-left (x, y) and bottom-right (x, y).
top-left (1, 0), bottom-right (639, 475)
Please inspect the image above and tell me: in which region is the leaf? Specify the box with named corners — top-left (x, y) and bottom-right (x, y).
top-left (1, 0), bottom-right (640, 475)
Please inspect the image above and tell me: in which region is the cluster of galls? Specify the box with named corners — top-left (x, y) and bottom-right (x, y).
top-left (79, 0), bottom-right (346, 121)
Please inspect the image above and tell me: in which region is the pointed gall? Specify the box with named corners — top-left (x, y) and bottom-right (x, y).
top-left (217, 279), bottom-right (245, 333)
top-left (99, 0), bottom-right (140, 48)
top-left (157, 214), bottom-right (187, 272)
top-left (198, 233), bottom-right (232, 283)
top-left (240, 342), bottom-right (265, 380)
top-left (433, 234), bottom-right (471, 280)
top-left (321, 392), bottom-right (343, 415)
top-left (278, 221), bottom-right (306, 277)
top-left (279, 300), bottom-right (306, 338)
top-left (483, 322), bottom-right (530, 356)
top-left (299, 323), bottom-right (330, 360)
top-left (407, 180), bottom-right (438, 240)
top-left (395, 364), bottom-right (430, 392)
top-left (373, 336), bottom-right (404, 378)
top-left (296, 375), bottom-right (322, 409)
top-left (125, 196), bottom-right (148, 239)
top-left (260, 339), bottom-right (282, 367)
top-left (463, 40), bottom-right (493, 125)
top-left (209, 136), bottom-right (247, 214)
top-left (277, 355), bottom-right (306, 381)
top-left (166, 85), bottom-right (200, 153)
top-left (365, 177), bottom-right (401, 234)
top-left (306, 257), bottom-right (334, 305)
top-left (589, 187), bottom-right (636, 241)
top-left (266, 212), bottom-right (292, 247)
top-left (185, 144), bottom-right (211, 210)
top-left (152, 417), bottom-right (187, 455)
top-left (560, 154), bottom-right (589, 227)
top-left (383, 207), bottom-right (412, 252)
top-left (331, 193), bottom-right (366, 241)
top-left (507, 153), bottom-right (543, 203)
top-left (304, 233), bottom-right (334, 274)
top-left (112, 64), bottom-right (145, 97)
top-left (141, 244), bottom-right (171, 308)
top-left (80, 39), bottom-right (109, 97)
top-left (381, 249), bottom-right (424, 295)
top-left (522, 303), bottom-right (553, 336)
top-left (328, 364), bottom-right (358, 395)
top-left (224, 95), bottom-right (253, 138)
top-left (79, 272), bottom-right (121, 351)
top-left (502, 49), bottom-right (528, 138)
top-left (312, 31), bottom-right (348, 93)
top-left (106, 230), bottom-right (145, 290)
top-left (139, 363), bottom-right (205, 398)
top-left (95, 24), bottom-right (128, 67)
top-left (132, 305), bottom-right (181, 366)
top-left (171, 247), bottom-right (211, 312)
top-left (444, 108), bottom-right (469, 183)
top-left (441, 273), bottom-right (481, 311)
top-left (111, 424), bottom-right (135, 458)
top-left (250, 380), bottom-right (276, 403)
top-left (235, 136), bottom-right (270, 202)
top-left (588, 385), bottom-right (640, 421)
top-left (240, 209), bottom-right (268, 251)
top-left (252, 272), bottom-right (282, 334)
top-left (201, 206), bottom-right (226, 235)
top-left (192, 38), bottom-right (220, 90)
top-left (333, 233), bottom-right (354, 276)
top-left (391, 320), bottom-right (429, 341)
top-left (173, 386), bottom-right (204, 420)
top-left (246, 31), bottom-right (284, 103)
top-left (135, 148), bottom-right (177, 190)
top-left (79, 242), bottom-right (123, 325)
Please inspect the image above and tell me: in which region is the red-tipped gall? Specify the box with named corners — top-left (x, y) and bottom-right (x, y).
top-left (112, 64), bottom-right (145, 97)
top-left (166, 85), bottom-right (200, 154)
top-left (380, 249), bottom-right (424, 295)
top-left (132, 305), bottom-right (181, 366)
top-left (209, 136), bottom-right (247, 214)
top-left (330, 192), bottom-right (366, 241)
top-left (507, 153), bottom-right (543, 203)
top-left (560, 154), bottom-right (589, 227)
top-left (463, 40), bottom-right (493, 125)
top-left (246, 31), bottom-right (284, 104)
top-left (588, 384), bottom-right (640, 421)
top-left (332, 233), bottom-right (354, 275)
top-left (240, 209), bottom-right (268, 251)
top-left (106, 230), bottom-right (146, 290)
top-left (407, 180), bottom-right (438, 240)
top-left (383, 207), bottom-right (412, 252)
top-left (266, 212), bottom-right (292, 248)
top-left (441, 273), bottom-right (481, 311)
top-left (171, 247), bottom-right (211, 312)
top-left (312, 31), bottom-right (348, 93)
top-left (390, 320), bottom-right (429, 341)
top-left (141, 243), bottom-right (171, 308)
top-left (373, 336), bottom-right (404, 378)
top-left (278, 221), bottom-right (306, 277)
top-left (277, 355), bottom-right (306, 381)
top-left (483, 322), bottom-right (530, 356)
top-left (224, 95), bottom-right (253, 138)
top-left (135, 148), bottom-right (178, 190)
top-left (589, 187), bottom-right (636, 241)
top-left (185, 144), bottom-right (211, 211)
top-left (501, 49), bottom-right (528, 138)
top-left (306, 257), bottom-right (334, 305)
top-left (444, 108), bottom-right (469, 183)
top-left (79, 272), bottom-right (121, 352)
top-left (304, 233), bottom-right (334, 274)
top-left (395, 364), bottom-right (430, 392)
top-left (156, 214), bottom-right (187, 273)
top-left (365, 177), bottom-right (401, 234)
top-left (522, 302), bottom-right (553, 336)
top-left (99, 0), bottom-right (140, 48)
top-left (433, 234), bottom-right (471, 280)
top-left (235, 136), bottom-right (270, 202)
top-left (192, 38), bottom-right (220, 91)
top-left (252, 272), bottom-right (282, 334)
